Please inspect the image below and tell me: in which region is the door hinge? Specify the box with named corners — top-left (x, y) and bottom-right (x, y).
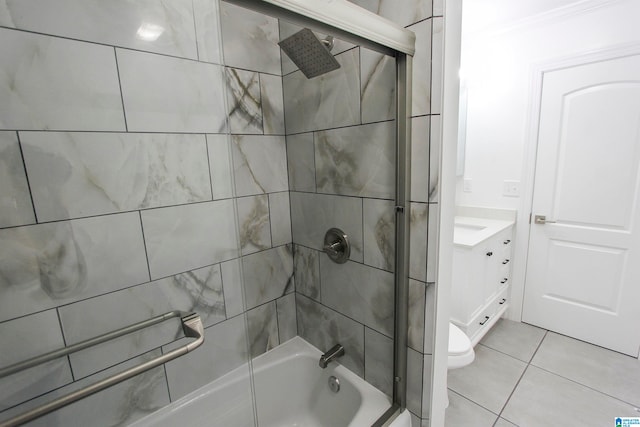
top-left (529, 212), bottom-right (532, 224)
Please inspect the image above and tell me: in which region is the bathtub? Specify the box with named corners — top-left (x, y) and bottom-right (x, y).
top-left (130, 336), bottom-right (411, 427)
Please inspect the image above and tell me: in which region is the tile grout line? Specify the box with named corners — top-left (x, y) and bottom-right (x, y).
top-left (113, 47), bottom-right (129, 132)
top-left (15, 131), bottom-right (39, 224)
top-left (494, 330), bottom-right (549, 423)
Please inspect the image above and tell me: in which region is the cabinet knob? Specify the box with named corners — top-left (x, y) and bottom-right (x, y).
top-left (503, 239), bottom-right (511, 244)
top-left (502, 259), bottom-right (510, 265)
top-left (479, 316), bottom-right (490, 325)
top-left (486, 251), bottom-right (493, 257)
top-left (500, 278), bottom-right (508, 284)
top-left (499, 298), bottom-right (507, 305)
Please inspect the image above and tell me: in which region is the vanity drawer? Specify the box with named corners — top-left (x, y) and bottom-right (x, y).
top-left (467, 303), bottom-right (497, 342)
top-left (495, 286), bottom-right (509, 310)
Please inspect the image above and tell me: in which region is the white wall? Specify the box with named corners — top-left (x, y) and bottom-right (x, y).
top-left (455, 0), bottom-right (640, 318)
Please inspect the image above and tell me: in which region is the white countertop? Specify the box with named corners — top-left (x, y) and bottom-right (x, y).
top-left (454, 216), bottom-right (515, 248)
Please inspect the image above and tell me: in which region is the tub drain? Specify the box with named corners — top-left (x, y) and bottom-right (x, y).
top-left (328, 376), bottom-right (340, 393)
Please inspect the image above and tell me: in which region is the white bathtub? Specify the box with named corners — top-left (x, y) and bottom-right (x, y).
top-left (130, 336), bottom-right (411, 427)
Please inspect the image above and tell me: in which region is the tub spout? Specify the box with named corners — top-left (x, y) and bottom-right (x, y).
top-left (319, 344), bottom-right (345, 368)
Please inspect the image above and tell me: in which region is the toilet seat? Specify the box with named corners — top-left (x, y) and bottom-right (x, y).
top-left (448, 323), bottom-right (474, 369)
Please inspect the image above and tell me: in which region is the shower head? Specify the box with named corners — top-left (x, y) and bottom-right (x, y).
top-left (278, 28), bottom-right (341, 79)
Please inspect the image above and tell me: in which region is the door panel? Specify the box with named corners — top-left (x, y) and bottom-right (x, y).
top-left (523, 54), bottom-right (640, 356)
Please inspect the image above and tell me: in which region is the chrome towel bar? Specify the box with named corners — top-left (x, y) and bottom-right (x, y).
top-left (0, 311), bottom-right (204, 427)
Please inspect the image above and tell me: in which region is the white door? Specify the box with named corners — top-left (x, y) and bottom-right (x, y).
top-left (522, 53), bottom-right (640, 357)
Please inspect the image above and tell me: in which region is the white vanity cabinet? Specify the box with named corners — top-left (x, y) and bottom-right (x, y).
top-left (451, 217), bottom-right (514, 345)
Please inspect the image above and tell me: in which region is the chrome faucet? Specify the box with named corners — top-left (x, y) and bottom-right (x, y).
top-left (319, 344), bottom-right (345, 368)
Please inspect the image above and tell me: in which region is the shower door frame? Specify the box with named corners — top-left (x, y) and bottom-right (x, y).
top-left (224, 1), bottom-right (414, 424)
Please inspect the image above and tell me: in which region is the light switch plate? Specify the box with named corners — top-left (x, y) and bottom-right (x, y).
top-left (463, 179), bottom-right (472, 192)
top-left (503, 180), bottom-right (520, 197)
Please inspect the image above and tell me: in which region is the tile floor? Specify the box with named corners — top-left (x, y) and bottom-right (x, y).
top-left (445, 319), bottom-right (640, 426)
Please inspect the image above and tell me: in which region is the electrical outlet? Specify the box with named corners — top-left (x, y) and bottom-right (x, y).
top-left (503, 180), bottom-right (520, 197)
top-left (463, 179), bottom-right (472, 192)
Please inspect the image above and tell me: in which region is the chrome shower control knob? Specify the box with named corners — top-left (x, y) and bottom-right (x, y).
top-left (323, 228), bottom-right (350, 264)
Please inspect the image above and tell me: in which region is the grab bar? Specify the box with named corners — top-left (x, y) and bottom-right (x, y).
top-left (0, 311), bottom-right (204, 427)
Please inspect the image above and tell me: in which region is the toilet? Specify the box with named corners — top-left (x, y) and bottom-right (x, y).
top-left (448, 322), bottom-right (474, 368)
top-left (445, 323), bottom-right (475, 407)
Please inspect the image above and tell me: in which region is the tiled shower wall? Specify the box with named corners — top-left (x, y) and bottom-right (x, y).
top-left (0, 0), bottom-right (445, 426)
top-left (0, 1), bottom-right (295, 425)
top-left (291, 1), bottom-right (444, 425)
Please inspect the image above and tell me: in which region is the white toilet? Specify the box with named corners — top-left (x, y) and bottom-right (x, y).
top-left (448, 322), bottom-right (474, 368)
top-left (445, 323), bottom-right (475, 407)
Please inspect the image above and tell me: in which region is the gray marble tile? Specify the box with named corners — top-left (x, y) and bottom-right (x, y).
top-left (225, 67), bottom-right (263, 134)
top-left (117, 48), bottom-right (226, 133)
top-left (0, 28), bottom-right (125, 131)
top-left (206, 134), bottom-right (234, 200)
top-left (360, 48), bottom-right (396, 124)
top-left (219, 1), bottom-right (281, 75)
top-left (409, 411), bottom-right (421, 427)
top-left (433, 0), bottom-right (443, 16)
top-left (151, 265), bottom-right (226, 327)
top-left (269, 192), bottom-right (292, 246)
top-left (502, 366), bottom-right (639, 426)
top-left (422, 282), bottom-right (435, 354)
top-left (293, 244), bottom-right (320, 300)
top-left (0, 310), bottom-right (72, 412)
top-left (0, 131), bottom-right (34, 228)
top-left (431, 18), bottom-right (443, 114)
top-left (408, 19), bottom-right (432, 117)
top-left (315, 121), bottom-right (395, 199)
top-left (247, 301), bottom-right (279, 358)
top-left (429, 115), bottom-right (441, 203)
top-left (286, 132), bottom-right (316, 192)
top-left (276, 293), bottom-right (297, 343)
top-left (279, 21), bottom-right (356, 76)
top-left (59, 264), bottom-right (226, 378)
top-left (408, 280), bottom-right (426, 352)
top-left (426, 203), bottom-right (439, 282)
top-left (347, 0), bottom-right (432, 27)
top-left (232, 135), bottom-right (288, 197)
top-left (420, 353), bottom-right (432, 419)
top-left (260, 73), bottom-right (285, 135)
top-left (21, 132), bottom-right (212, 222)
top-left (237, 195), bottom-right (272, 256)
top-left (296, 294), bottom-right (365, 377)
top-left (283, 48), bottom-right (361, 134)
top-left (448, 345), bottom-right (527, 414)
top-left (410, 203), bottom-right (428, 282)
top-left (444, 390), bottom-right (498, 427)
top-left (290, 192), bottom-right (364, 263)
top-left (141, 200), bottom-right (239, 279)
top-left (364, 327), bottom-right (393, 397)
top-left (410, 116), bottom-right (430, 203)
top-left (164, 314), bottom-right (249, 400)
top-left (320, 257), bottom-right (394, 336)
top-left (0, 212), bottom-right (148, 322)
top-left (406, 348), bottom-right (423, 416)
top-left (363, 198), bottom-right (395, 271)
top-left (221, 258), bottom-right (245, 318)
top-left (480, 319), bottom-right (546, 363)
top-left (0, 0), bottom-right (198, 59)
top-left (494, 418), bottom-right (518, 427)
top-left (0, 350), bottom-right (169, 427)
top-left (532, 332), bottom-right (640, 406)
top-left (193, 0), bottom-right (222, 64)
top-left (241, 245), bottom-right (294, 310)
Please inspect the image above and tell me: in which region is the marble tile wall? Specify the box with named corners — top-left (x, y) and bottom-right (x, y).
top-left (0, 0), bottom-right (293, 424)
top-left (0, 0), bottom-right (444, 425)
top-left (288, 2), bottom-right (443, 425)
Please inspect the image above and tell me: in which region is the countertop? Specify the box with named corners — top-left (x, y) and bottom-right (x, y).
top-left (453, 216), bottom-right (515, 248)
